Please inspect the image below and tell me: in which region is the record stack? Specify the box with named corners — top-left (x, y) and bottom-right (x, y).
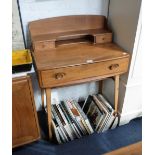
top-left (50, 94), bottom-right (118, 144)
top-left (82, 94), bottom-right (117, 133)
top-left (51, 99), bottom-right (94, 144)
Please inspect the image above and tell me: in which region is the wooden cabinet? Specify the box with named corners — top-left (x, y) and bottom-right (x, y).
top-left (12, 76), bottom-right (40, 148)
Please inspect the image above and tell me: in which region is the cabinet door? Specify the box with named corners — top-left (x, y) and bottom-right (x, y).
top-left (12, 76), bottom-right (40, 148)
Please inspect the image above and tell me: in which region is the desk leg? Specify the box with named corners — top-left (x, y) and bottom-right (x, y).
top-left (41, 89), bottom-right (45, 108)
top-left (98, 81), bottom-right (103, 94)
top-left (114, 75), bottom-right (119, 114)
top-left (45, 88), bottom-right (52, 140)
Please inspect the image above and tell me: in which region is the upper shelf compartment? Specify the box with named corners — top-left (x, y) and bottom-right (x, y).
top-left (29, 15), bottom-right (112, 51)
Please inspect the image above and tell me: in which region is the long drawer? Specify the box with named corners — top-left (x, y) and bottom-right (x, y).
top-left (40, 57), bottom-right (129, 88)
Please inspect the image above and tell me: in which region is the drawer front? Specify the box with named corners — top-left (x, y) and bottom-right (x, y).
top-left (95, 33), bottom-right (112, 44)
top-left (40, 57), bottom-right (129, 87)
top-left (34, 41), bottom-right (55, 50)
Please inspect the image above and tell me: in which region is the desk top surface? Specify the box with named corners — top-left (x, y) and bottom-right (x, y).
top-left (33, 43), bottom-right (129, 71)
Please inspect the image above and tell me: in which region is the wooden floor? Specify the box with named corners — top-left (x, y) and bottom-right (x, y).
top-left (103, 141), bottom-right (142, 155)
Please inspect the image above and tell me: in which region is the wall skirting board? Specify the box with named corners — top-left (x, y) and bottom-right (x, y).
top-left (119, 79), bottom-right (142, 125)
top-left (102, 77), bottom-right (142, 126)
top-left (120, 109), bottom-right (142, 126)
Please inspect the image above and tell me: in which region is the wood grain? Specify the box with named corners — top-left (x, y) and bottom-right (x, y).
top-left (33, 43), bottom-right (129, 70)
top-left (114, 75), bottom-right (119, 113)
top-left (95, 33), bottom-right (112, 44)
top-left (104, 142), bottom-right (142, 155)
top-left (40, 57), bottom-right (129, 88)
top-left (32, 29), bottom-right (110, 43)
top-left (34, 41), bottom-right (55, 50)
top-left (12, 76), bottom-right (40, 148)
top-left (29, 15), bottom-right (107, 37)
top-left (45, 88), bottom-right (52, 139)
top-left (29, 15), bottom-right (112, 51)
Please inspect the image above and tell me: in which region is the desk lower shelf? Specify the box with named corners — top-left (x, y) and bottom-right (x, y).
top-left (41, 75), bottom-right (120, 140)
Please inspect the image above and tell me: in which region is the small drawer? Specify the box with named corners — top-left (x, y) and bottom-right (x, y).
top-left (95, 33), bottom-right (112, 44)
top-left (33, 41), bottom-right (55, 50)
top-left (40, 57), bottom-right (129, 88)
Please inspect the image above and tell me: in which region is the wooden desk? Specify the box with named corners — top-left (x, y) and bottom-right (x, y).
top-left (29, 15), bottom-right (130, 139)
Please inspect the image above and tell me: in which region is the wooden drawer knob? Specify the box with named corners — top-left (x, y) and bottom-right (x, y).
top-left (55, 73), bottom-right (65, 80)
top-left (109, 64), bottom-right (119, 70)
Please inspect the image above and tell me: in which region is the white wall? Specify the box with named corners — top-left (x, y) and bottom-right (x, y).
top-left (19, 0), bottom-right (109, 47)
top-left (108, 0), bottom-right (142, 84)
top-left (12, 0), bottom-right (25, 50)
top-left (104, 0), bottom-right (142, 125)
top-left (120, 18), bottom-right (142, 125)
top-left (18, 0), bottom-right (109, 110)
